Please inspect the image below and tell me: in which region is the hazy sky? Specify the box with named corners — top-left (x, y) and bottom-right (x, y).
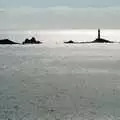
top-left (0, 0), bottom-right (120, 29)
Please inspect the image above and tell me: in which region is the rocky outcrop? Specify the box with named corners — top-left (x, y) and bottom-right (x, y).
top-left (91, 38), bottom-right (114, 43)
top-left (64, 40), bottom-right (76, 44)
top-left (22, 37), bottom-right (42, 44)
top-left (80, 38), bottom-right (114, 44)
top-left (90, 29), bottom-right (114, 43)
top-left (0, 39), bottom-right (19, 44)
top-left (64, 29), bottom-right (114, 44)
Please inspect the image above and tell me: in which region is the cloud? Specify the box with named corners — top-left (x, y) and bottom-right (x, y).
top-left (0, 9), bottom-right (6, 13)
top-left (1, 0), bottom-right (120, 8)
top-left (0, 6), bottom-right (120, 29)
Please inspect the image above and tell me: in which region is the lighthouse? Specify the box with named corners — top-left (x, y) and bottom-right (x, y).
top-left (98, 29), bottom-right (100, 39)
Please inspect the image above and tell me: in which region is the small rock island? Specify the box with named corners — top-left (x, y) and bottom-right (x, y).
top-left (22, 37), bottom-right (42, 44)
top-left (86, 29), bottom-right (114, 43)
top-left (64, 40), bottom-right (75, 44)
top-left (64, 29), bottom-right (114, 44)
top-left (0, 39), bottom-right (19, 44)
top-left (64, 40), bottom-right (81, 44)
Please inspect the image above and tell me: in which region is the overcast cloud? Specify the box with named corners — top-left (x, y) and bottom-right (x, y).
top-left (0, 0), bottom-right (120, 29)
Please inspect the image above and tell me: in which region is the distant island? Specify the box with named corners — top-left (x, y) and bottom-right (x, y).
top-left (64, 40), bottom-right (79, 44)
top-left (64, 40), bottom-right (76, 44)
top-left (22, 37), bottom-right (42, 44)
top-left (0, 39), bottom-right (19, 44)
top-left (64, 29), bottom-right (114, 44)
top-left (0, 30), bottom-right (115, 45)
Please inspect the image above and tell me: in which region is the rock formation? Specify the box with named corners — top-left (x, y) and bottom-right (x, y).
top-left (91, 29), bottom-right (114, 43)
top-left (64, 40), bottom-right (75, 44)
top-left (64, 29), bottom-right (114, 44)
top-left (0, 39), bottom-right (19, 44)
top-left (22, 37), bottom-right (42, 44)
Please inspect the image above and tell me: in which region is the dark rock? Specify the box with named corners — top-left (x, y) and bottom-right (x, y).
top-left (0, 39), bottom-right (19, 44)
top-left (22, 37), bottom-right (42, 44)
top-left (64, 40), bottom-right (76, 44)
top-left (92, 38), bottom-right (114, 43)
top-left (91, 29), bottom-right (114, 43)
top-left (80, 38), bottom-right (114, 44)
top-left (64, 29), bottom-right (114, 44)
top-left (82, 29), bottom-right (114, 43)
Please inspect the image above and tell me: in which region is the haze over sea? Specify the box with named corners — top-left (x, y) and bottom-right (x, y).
top-left (1, 29), bottom-right (120, 44)
top-left (1, 29), bottom-right (120, 120)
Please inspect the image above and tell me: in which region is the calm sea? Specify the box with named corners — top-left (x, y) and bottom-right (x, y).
top-left (0, 29), bottom-right (120, 120)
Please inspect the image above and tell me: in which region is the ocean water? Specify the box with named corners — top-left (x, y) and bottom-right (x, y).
top-left (0, 30), bottom-right (120, 120)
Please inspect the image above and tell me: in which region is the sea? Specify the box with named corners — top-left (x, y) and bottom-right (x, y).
top-left (0, 29), bottom-right (120, 120)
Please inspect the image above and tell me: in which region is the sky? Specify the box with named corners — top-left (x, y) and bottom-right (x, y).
top-left (0, 0), bottom-right (120, 29)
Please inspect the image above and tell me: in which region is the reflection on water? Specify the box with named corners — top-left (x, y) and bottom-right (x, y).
top-left (0, 30), bottom-right (120, 119)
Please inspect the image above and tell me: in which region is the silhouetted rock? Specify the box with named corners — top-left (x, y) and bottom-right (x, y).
top-left (64, 40), bottom-right (75, 44)
top-left (83, 29), bottom-right (114, 43)
top-left (80, 38), bottom-right (114, 44)
top-left (64, 29), bottom-right (114, 44)
top-left (92, 38), bottom-right (113, 43)
top-left (91, 29), bottom-right (114, 43)
top-left (0, 39), bottom-right (19, 44)
top-left (22, 37), bottom-right (42, 44)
